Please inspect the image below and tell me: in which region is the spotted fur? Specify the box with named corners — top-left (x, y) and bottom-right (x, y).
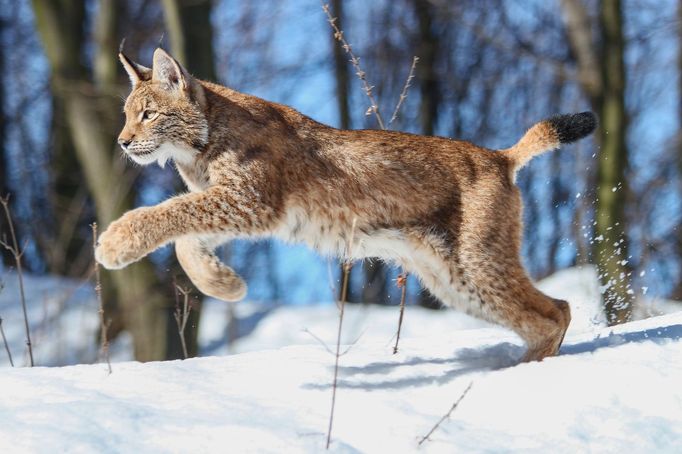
top-left (96, 48), bottom-right (595, 361)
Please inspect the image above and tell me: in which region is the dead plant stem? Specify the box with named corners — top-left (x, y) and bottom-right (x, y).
top-left (0, 316), bottom-right (13, 367)
top-left (91, 223), bottom-right (112, 374)
top-left (393, 273), bottom-right (408, 354)
top-left (0, 196), bottom-right (33, 366)
top-left (389, 56), bottom-right (419, 126)
top-left (173, 283), bottom-right (191, 359)
top-left (322, 2), bottom-right (386, 129)
top-left (326, 218), bottom-right (357, 449)
top-left (418, 381), bottom-right (474, 446)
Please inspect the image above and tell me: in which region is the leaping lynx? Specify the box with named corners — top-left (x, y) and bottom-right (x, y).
top-left (96, 48), bottom-right (596, 361)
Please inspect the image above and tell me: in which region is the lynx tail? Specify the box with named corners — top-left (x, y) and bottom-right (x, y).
top-left (503, 112), bottom-right (597, 171)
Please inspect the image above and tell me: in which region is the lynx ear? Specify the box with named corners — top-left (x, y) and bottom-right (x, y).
top-left (152, 48), bottom-right (190, 93)
top-left (119, 52), bottom-right (152, 88)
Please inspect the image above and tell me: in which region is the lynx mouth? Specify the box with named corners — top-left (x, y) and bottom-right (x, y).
top-left (125, 142), bottom-right (197, 168)
top-left (126, 145), bottom-right (162, 166)
top-left (129, 148), bottom-right (156, 157)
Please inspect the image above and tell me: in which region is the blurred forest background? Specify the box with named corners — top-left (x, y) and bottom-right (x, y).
top-left (0, 0), bottom-right (680, 361)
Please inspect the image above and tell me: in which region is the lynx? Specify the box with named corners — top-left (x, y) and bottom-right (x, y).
top-left (96, 48), bottom-right (597, 361)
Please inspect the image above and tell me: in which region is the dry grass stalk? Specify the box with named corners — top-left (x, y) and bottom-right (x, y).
top-left (0, 316), bottom-right (13, 367)
top-left (0, 196), bottom-right (33, 366)
top-left (326, 217), bottom-right (358, 450)
top-left (387, 58), bottom-right (419, 353)
top-left (418, 381), bottom-right (474, 446)
top-left (91, 223), bottom-right (112, 374)
top-left (389, 56), bottom-right (419, 126)
top-left (392, 273), bottom-right (408, 354)
top-left (173, 283), bottom-right (192, 359)
top-left (321, 2), bottom-right (386, 129)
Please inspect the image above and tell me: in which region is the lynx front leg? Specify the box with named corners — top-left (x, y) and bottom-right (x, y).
top-left (175, 235), bottom-right (247, 302)
top-left (95, 186), bottom-right (277, 270)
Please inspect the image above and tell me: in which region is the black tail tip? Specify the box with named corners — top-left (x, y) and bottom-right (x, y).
top-left (548, 111), bottom-right (597, 144)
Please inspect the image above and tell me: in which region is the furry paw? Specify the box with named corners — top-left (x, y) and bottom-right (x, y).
top-left (95, 211), bottom-right (150, 269)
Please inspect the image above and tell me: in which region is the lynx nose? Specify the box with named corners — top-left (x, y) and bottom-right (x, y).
top-left (118, 138), bottom-right (132, 150)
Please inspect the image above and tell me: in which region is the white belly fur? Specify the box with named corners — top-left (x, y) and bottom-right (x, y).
top-left (272, 206), bottom-right (480, 313)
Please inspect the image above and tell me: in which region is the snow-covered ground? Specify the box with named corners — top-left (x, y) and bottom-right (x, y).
top-left (1, 311), bottom-right (681, 452)
top-left (2, 265), bottom-right (679, 366)
top-left (0, 271), bottom-right (132, 367)
top-left (200, 265), bottom-right (679, 356)
top-left (1, 266), bottom-right (681, 452)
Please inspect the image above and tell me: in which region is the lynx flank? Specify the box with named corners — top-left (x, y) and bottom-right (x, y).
top-left (96, 48), bottom-right (596, 362)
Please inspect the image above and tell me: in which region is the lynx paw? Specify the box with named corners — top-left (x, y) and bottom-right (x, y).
top-left (95, 212), bottom-right (150, 269)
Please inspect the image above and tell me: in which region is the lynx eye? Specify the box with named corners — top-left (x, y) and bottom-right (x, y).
top-left (141, 110), bottom-right (157, 121)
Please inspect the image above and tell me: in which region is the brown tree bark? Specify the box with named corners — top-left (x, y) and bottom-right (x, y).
top-left (594, 0), bottom-right (632, 324)
top-left (561, 0), bottom-right (632, 324)
top-left (330, 0), bottom-right (354, 303)
top-left (414, 0), bottom-right (442, 310)
top-left (673, 0), bottom-right (682, 300)
top-left (0, 15), bottom-right (12, 267)
top-left (32, 0), bottom-right (170, 360)
top-left (29, 0), bottom-right (88, 275)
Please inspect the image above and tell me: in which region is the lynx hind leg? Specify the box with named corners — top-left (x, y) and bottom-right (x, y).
top-left (518, 296), bottom-right (571, 362)
top-left (474, 272), bottom-right (571, 362)
top-left (175, 235), bottom-right (247, 302)
top-left (410, 251), bottom-right (570, 362)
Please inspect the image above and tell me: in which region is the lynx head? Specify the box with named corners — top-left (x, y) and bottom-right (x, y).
top-left (118, 48), bottom-right (208, 167)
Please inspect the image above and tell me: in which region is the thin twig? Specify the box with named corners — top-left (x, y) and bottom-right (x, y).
top-left (389, 56), bottom-right (419, 126)
top-left (326, 217), bottom-right (358, 450)
top-left (392, 273), bottom-right (408, 354)
top-left (304, 327), bottom-right (366, 357)
top-left (303, 328), bottom-right (335, 355)
top-left (418, 382), bottom-right (474, 446)
top-left (321, 2), bottom-right (386, 129)
top-left (0, 195), bottom-right (33, 366)
top-left (0, 316), bottom-right (13, 367)
top-left (91, 223), bottom-right (111, 374)
top-left (173, 282), bottom-right (192, 359)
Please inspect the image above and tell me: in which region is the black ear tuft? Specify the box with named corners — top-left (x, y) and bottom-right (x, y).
top-left (548, 112), bottom-right (598, 144)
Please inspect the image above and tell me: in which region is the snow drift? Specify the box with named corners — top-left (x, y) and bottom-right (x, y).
top-left (1, 312), bottom-right (681, 452)
top-left (1, 266), bottom-right (681, 452)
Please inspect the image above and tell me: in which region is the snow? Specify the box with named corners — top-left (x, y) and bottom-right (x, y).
top-left (1, 312), bottom-right (681, 452)
top-left (200, 302), bottom-right (493, 356)
top-left (0, 271), bottom-right (132, 367)
top-left (201, 265), bottom-right (679, 356)
top-left (1, 266), bottom-right (682, 452)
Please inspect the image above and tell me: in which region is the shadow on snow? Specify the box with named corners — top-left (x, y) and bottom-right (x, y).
top-left (303, 321), bottom-right (682, 391)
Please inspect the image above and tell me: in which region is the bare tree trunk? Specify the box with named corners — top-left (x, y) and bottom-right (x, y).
top-left (0, 15), bottom-right (13, 267)
top-left (330, 0), bottom-right (355, 302)
top-left (29, 0), bottom-right (88, 275)
top-left (331, 0), bottom-right (351, 132)
top-left (561, 0), bottom-right (632, 324)
top-left (415, 0), bottom-right (442, 309)
top-left (162, 0), bottom-right (216, 81)
top-left (674, 0), bottom-right (682, 300)
top-left (32, 0), bottom-right (170, 360)
top-left (560, 0), bottom-right (602, 100)
top-left (594, 0), bottom-right (632, 324)
top-left (415, 0), bottom-right (439, 138)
